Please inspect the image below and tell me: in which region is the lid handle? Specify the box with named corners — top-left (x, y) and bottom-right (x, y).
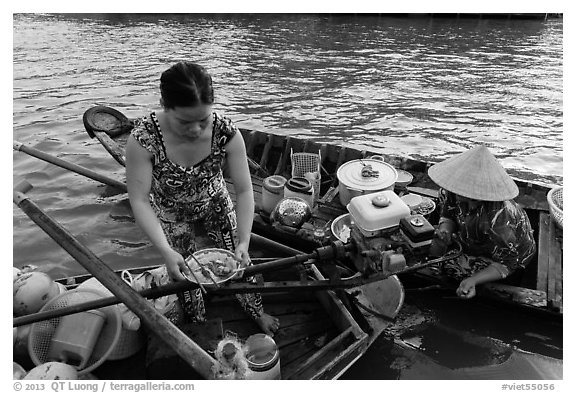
top-left (287, 177), bottom-right (312, 191)
top-left (266, 175), bottom-right (286, 188)
top-left (371, 195), bottom-right (390, 208)
top-left (360, 164), bottom-right (380, 178)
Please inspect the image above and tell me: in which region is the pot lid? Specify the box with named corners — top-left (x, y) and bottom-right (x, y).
top-left (337, 159), bottom-right (398, 191)
top-left (285, 177), bottom-right (312, 192)
top-left (263, 175), bottom-right (287, 192)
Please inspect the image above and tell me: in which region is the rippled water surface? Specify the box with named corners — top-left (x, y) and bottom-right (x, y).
top-left (12, 13), bottom-right (563, 378)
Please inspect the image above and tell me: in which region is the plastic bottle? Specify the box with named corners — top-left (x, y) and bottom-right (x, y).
top-left (262, 175), bottom-right (287, 215)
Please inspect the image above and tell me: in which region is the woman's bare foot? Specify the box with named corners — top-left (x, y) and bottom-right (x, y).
top-left (255, 313), bottom-right (280, 336)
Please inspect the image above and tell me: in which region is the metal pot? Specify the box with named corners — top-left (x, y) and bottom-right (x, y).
top-left (336, 158), bottom-right (398, 206)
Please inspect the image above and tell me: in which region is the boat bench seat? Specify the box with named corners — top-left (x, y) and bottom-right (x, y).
top-left (536, 212), bottom-right (563, 312)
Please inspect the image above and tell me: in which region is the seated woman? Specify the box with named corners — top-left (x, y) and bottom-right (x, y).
top-left (428, 145), bottom-right (536, 299)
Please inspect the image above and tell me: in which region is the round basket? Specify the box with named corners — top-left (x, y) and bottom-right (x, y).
top-left (28, 289), bottom-right (122, 375)
top-left (107, 329), bottom-right (145, 360)
top-left (83, 105), bottom-right (133, 138)
top-left (77, 278), bottom-right (144, 360)
top-left (547, 186), bottom-right (563, 229)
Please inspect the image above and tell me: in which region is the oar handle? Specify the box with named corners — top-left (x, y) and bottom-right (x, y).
top-left (13, 180), bottom-right (33, 204)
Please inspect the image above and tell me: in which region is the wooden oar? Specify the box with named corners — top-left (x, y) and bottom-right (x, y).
top-left (15, 233), bottom-right (459, 327)
top-left (13, 181), bottom-right (218, 379)
top-left (13, 140), bottom-right (127, 193)
top-left (15, 233), bottom-right (311, 327)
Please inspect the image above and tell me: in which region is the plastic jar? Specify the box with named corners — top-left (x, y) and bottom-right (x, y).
top-left (245, 334), bottom-right (281, 380)
top-left (262, 175), bottom-right (287, 215)
top-left (284, 177), bottom-right (314, 208)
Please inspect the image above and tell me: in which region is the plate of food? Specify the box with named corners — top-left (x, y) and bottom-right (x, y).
top-left (400, 193), bottom-right (423, 210)
top-left (184, 248), bottom-right (239, 285)
top-left (414, 197), bottom-right (436, 216)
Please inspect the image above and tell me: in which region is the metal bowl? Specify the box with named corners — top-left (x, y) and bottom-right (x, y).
top-left (270, 197), bottom-right (312, 228)
top-left (330, 213), bottom-right (354, 243)
top-left (395, 169), bottom-right (414, 188)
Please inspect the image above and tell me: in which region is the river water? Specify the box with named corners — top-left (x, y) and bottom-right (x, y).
top-left (12, 13), bottom-right (563, 380)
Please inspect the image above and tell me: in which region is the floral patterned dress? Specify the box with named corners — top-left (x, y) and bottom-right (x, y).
top-left (131, 112), bottom-right (263, 323)
top-left (438, 189), bottom-right (536, 280)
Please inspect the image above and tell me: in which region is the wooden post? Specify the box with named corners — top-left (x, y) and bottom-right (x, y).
top-left (13, 182), bottom-right (217, 379)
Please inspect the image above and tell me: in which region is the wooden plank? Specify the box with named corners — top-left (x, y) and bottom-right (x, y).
top-left (479, 283), bottom-right (547, 308)
top-left (286, 327), bottom-right (353, 379)
top-left (288, 327), bottom-right (368, 380)
top-left (311, 336), bottom-right (367, 380)
top-left (547, 214), bottom-right (563, 310)
top-left (274, 319), bottom-right (330, 348)
top-left (281, 339), bottom-right (324, 378)
top-left (274, 136), bottom-right (294, 175)
top-left (275, 311), bottom-right (324, 328)
top-left (318, 185), bottom-right (339, 205)
top-left (245, 130), bottom-right (259, 158)
top-left (310, 265), bottom-right (364, 338)
top-left (258, 133), bottom-right (274, 170)
top-left (546, 220), bottom-right (556, 306)
top-left (536, 212), bottom-right (550, 292)
top-left (279, 333), bottom-right (327, 366)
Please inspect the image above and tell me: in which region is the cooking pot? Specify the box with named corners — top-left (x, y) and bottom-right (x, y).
top-left (336, 158), bottom-right (398, 206)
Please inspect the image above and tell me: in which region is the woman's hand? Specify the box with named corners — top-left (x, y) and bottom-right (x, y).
top-left (233, 241), bottom-right (251, 279)
top-left (456, 277), bottom-right (477, 299)
top-left (162, 247), bottom-right (190, 282)
top-left (435, 225), bottom-right (453, 245)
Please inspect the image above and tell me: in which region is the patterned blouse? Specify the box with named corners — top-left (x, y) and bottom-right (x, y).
top-left (131, 111), bottom-right (235, 223)
top-left (439, 190), bottom-right (536, 275)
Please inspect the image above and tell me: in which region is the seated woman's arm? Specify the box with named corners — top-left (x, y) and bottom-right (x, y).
top-left (457, 201), bottom-right (532, 298)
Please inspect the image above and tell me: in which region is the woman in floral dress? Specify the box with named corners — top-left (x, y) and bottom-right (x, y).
top-left (126, 61), bottom-right (278, 335)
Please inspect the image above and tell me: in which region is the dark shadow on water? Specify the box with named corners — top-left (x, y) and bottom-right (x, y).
top-left (342, 287), bottom-right (562, 380)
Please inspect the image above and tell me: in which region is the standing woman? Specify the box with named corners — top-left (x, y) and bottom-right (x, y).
top-left (126, 61), bottom-right (279, 335)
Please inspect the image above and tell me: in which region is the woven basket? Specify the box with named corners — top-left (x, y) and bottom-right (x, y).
top-left (77, 275), bottom-right (144, 360)
top-left (547, 186), bottom-right (563, 229)
top-left (107, 329), bottom-right (145, 360)
top-left (291, 149), bottom-right (321, 203)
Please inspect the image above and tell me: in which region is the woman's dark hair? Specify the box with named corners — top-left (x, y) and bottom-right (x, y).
top-left (160, 61), bottom-right (214, 109)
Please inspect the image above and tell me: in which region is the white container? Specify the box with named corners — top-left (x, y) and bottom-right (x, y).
top-left (47, 310), bottom-right (106, 369)
top-left (347, 190), bottom-right (411, 237)
top-left (262, 175), bottom-right (287, 215)
top-left (337, 159), bottom-right (398, 207)
top-left (245, 334), bottom-right (281, 380)
top-left (284, 177), bottom-right (314, 208)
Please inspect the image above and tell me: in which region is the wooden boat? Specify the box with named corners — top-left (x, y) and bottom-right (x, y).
top-left (28, 251), bottom-right (402, 380)
top-left (13, 217), bottom-right (404, 380)
top-left (83, 105), bottom-right (563, 319)
top-left (13, 104), bottom-right (561, 380)
top-left (13, 105), bottom-right (408, 380)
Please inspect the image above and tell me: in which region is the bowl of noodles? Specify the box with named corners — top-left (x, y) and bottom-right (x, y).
top-left (330, 213), bottom-right (354, 243)
top-left (184, 248), bottom-right (239, 285)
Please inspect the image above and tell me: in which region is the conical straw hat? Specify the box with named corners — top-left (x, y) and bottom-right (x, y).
top-left (428, 145), bottom-right (518, 201)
